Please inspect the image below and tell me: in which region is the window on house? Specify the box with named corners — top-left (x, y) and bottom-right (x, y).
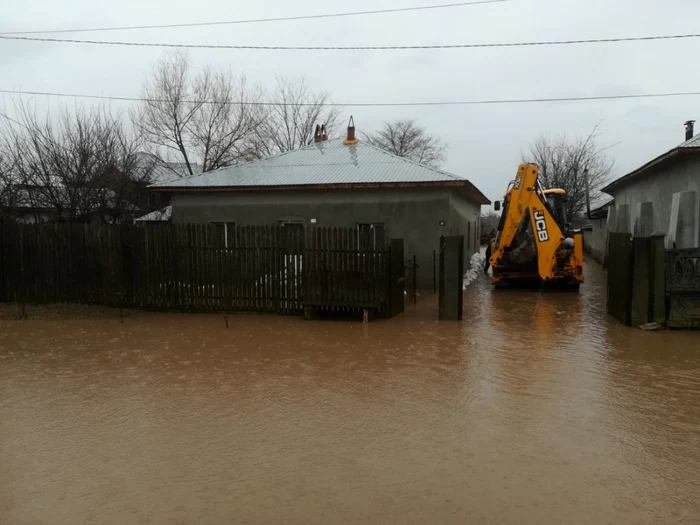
top-left (356, 223), bottom-right (386, 250)
top-left (210, 222), bottom-right (235, 248)
top-left (279, 220), bottom-right (304, 252)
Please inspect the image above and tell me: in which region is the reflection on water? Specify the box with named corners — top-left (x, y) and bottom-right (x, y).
top-left (1, 260), bottom-right (699, 524)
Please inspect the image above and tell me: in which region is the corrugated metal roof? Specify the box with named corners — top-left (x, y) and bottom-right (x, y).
top-left (679, 134), bottom-right (700, 148)
top-left (589, 197), bottom-right (614, 219)
top-left (150, 140), bottom-right (466, 189)
top-left (603, 132), bottom-right (700, 193)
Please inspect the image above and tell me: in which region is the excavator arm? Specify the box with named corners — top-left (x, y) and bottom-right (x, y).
top-left (527, 195), bottom-right (564, 280)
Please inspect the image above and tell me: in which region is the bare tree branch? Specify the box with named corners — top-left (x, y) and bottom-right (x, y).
top-left (361, 119), bottom-right (446, 168)
top-left (480, 211), bottom-right (500, 241)
top-left (132, 51), bottom-right (264, 173)
top-left (523, 127), bottom-right (615, 222)
top-left (252, 74), bottom-right (342, 158)
top-left (0, 99), bottom-right (146, 223)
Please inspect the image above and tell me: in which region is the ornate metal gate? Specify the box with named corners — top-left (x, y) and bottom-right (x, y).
top-left (666, 249), bottom-right (700, 328)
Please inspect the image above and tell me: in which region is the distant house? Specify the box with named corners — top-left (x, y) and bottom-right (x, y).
top-left (7, 182), bottom-right (138, 224)
top-left (135, 205), bottom-right (172, 223)
top-left (601, 120), bottom-right (700, 249)
top-left (134, 153), bottom-right (202, 214)
top-left (0, 152), bottom-right (200, 224)
top-left (582, 199), bottom-right (613, 263)
top-left (149, 124), bottom-right (490, 288)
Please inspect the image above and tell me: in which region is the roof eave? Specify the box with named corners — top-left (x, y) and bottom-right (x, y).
top-left (458, 180), bottom-right (491, 205)
top-left (602, 147), bottom-right (700, 194)
top-left (152, 180), bottom-right (475, 193)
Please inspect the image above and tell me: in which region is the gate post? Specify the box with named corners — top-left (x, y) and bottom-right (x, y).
top-left (120, 224), bottom-right (134, 307)
top-left (650, 234), bottom-right (666, 324)
top-left (387, 238), bottom-right (405, 318)
top-left (631, 236), bottom-right (651, 326)
top-left (606, 232), bottom-right (633, 325)
top-left (439, 235), bottom-right (464, 321)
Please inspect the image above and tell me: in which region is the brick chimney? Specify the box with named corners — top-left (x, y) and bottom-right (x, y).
top-left (685, 120), bottom-right (695, 141)
top-left (343, 116), bottom-right (359, 145)
top-left (313, 124), bottom-right (328, 143)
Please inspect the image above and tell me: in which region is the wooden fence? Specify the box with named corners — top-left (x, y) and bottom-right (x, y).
top-left (606, 232), bottom-right (633, 325)
top-left (0, 223), bottom-right (403, 318)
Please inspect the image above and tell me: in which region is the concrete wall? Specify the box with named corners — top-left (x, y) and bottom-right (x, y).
top-left (449, 192), bottom-right (481, 260)
top-left (608, 155), bottom-right (700, 247)
top-left (583, 218), bottom-right (608, 263)
top-left (171, 187), bottom-right (481, 288)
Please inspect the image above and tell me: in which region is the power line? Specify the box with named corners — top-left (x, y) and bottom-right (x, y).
top-left (2, 88), bottom-right (700, 107)
top-left (0, 0), bottom-right (508, 36)
top-left (2, 32), bottom-right (699, 51)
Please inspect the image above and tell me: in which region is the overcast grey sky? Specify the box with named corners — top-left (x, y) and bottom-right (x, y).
top-left (1, 0), bottom-right (698, 205)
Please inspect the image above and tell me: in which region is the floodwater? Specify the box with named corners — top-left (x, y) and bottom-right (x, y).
top-left (1, 261), bottom-right (699, 524)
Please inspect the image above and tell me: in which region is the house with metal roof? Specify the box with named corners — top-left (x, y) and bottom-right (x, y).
top-left (150, 123), bottom-right (490, 288)
top-left (601, 120), bottom-right (700, 249)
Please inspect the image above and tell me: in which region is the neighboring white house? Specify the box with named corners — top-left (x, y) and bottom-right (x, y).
top-left (601, 121), bottom-right (700, 249)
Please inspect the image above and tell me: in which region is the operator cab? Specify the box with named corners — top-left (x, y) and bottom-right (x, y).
top-left (543, 188), bottom-right (568, 231)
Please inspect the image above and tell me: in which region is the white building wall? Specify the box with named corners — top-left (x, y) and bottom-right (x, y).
top-left (607, 155), bottom-right (700, 247)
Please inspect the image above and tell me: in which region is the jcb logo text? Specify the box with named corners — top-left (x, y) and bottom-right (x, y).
top-left (534, 210), bottom-right (549, 242)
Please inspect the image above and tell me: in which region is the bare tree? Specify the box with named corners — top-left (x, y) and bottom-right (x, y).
top-left (252, 74), bottom-right (342, 157)
top-left (0, 100), bottom-right (147, 223)
top-left (361, 119), bottom-right (446, 168)
top-left (480, 211), bottom-right (500, 242)
top-left (132, 51), bottom-right (265, 174)
top-left (0, 149), bottom-right (21, 220)
top-left (523, 126), bottom-right (615, 223)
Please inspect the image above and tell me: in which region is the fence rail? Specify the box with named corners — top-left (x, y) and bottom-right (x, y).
top-left (0, 223), bottom-right (399, 317)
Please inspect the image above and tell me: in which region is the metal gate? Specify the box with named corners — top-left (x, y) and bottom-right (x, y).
top-left (666, 248), bottom-right (700, 328)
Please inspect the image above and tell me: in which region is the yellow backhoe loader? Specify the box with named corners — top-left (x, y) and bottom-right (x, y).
top-left (487, 164), bottom-right (584, 288)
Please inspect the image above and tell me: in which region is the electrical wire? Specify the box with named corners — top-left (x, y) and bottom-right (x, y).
top-left (2, 88), bottom-right (700, 107)
top-left (3, 32), bottom-right (699, 51)
top-left (0, 0), bottom-right (508, 35)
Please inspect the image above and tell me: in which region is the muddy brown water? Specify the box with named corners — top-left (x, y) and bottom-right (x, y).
top-left (1, 262), bottom-right (699, 524)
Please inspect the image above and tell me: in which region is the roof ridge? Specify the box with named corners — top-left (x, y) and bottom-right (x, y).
top-left (602, 133), bottom-right (700, 193)
top-left (150, 141), bottom-right (320, 187)
top-left (207, 142), bottom-right (318, 171)
top-left (147, 138), bottom-right (484, 195)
